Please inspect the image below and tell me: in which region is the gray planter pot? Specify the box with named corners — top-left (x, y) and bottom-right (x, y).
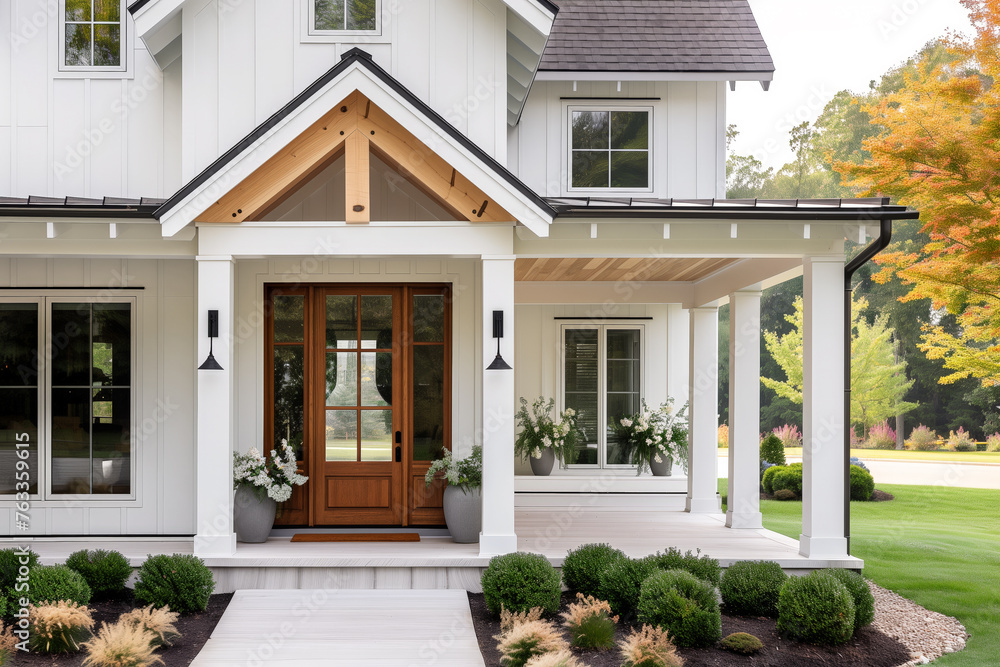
top-left (528, 447), bottom-right (556, 476)
top-left (443, 485), bottom-right (482, 543)
top-left (649, 454), bottom-right (674, 477)
top-left (234, 485), bottom-right (277, 543)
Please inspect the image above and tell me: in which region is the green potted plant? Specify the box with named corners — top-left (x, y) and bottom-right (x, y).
top-left (232, 440), bottom-right (308, 543)
top-left (515, 397), bottom-right (581, 475)
top-left (424, 445), bottom-right (482, 543)
top-left (615, 399), bottom-right (688, 476)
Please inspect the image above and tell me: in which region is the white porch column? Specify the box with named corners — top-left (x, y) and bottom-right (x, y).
top-left (686, 306), bottom-right (719, 514)
top-left (479, 256), bottom-right (517, 556)
top-left (800, 256), bottom-right (848, 558)
top-left (726, 289), bottom-right (763, 529)
top-left (194, 256), bottom-right (237, 557)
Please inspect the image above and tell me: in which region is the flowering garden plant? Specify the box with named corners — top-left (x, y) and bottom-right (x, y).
top-left (514, 396), bottom-right (581, 465)
top-left (615, 399), bottom-right (688, 475)
top-left (233, 439), bottom-right (308, 502)
top-left (424, 445), bottom-right (483, 492)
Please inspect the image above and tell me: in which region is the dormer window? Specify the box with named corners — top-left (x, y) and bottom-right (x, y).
top-left (569, 108), bottom-right (651, 191)
top-left (312, 0), bottom-right (379, 33)
top-left (62, 0), bottom-right (124, 70)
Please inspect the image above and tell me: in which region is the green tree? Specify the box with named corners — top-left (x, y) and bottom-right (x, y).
top-left (725, 125), bottom-right (773, 199)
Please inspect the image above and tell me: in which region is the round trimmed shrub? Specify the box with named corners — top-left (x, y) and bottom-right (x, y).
top-left (825, 569), bottom-right (874, 633)
top-left (644, 547), bottom-right (720, 587)
top-left (636, 569), bottom-right (721, 648)
top-left (0, 547), bottom-right (39, 591)
top-left (561, 543), bottom-right (626, 597)
top-left (759, 433), bottom-right (786, 466)
top-left (134, 554), bottom-right (215, 614)
top-left (773, 489), bottom-right (798, 501)
top-left (761, 465), bottom-right (782, 495)
top-left (720, 632), bottom-right (764, 655)
top-left (27, 565), bottom-right (92, 606)
top-left (777, 571), bottom-right (855, 645)
top-left (596, 557), bottom-right (657, 619)
top-left (66, 549), bottom-right (132, 598)
top-left (481, 552), bottom-right (561, 617)
top-left (719, 560), bottom-right (787, 617)
top-left (770, 463), bottom-right (803, 496)
top-left (849, 465), bottom-right (875, 501)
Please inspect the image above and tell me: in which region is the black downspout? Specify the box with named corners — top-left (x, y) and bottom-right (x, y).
top-left (842, 217), bottom-right (893, 554)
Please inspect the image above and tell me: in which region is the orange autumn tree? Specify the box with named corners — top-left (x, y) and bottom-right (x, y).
top-left (841, 0), bottom-right (1000, 387)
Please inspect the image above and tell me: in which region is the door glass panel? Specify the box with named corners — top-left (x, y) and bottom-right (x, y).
top-left (412, 295), bottom-right (445, 342)
top-left (51, 304), bottom-right (91, 386)
top-left (51, 387), bottom-right (91, 494)
top-left (325, 410), bottom-right (358, 461)
top-left (273, 295), bottom-right (305, 343)
top-left (326, 351), bottom-right (357, 407)
top-left (326, 295), bottom-right (357, 348)
top-left (606, 329), bottom-right (641, 465)
top-left (360, 410), bottom-right (392, 461)
top-left (0, 303), bottom-right (39, 495)
top-left (412, 345), bottom-right (445, 461)
top-left (564, 329), bottom-right (599, 465)
top-left (274, 346), bottom-right (305, 459)
top-left (360, 295), bottom-right (392, 349)
top-left (361, 352), bottom-right (391, 406)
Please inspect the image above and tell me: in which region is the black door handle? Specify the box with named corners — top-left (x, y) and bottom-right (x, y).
top-left (395, 446), bottom-right (402, 462)
top-left (395, 431), bottom-right (402, 443)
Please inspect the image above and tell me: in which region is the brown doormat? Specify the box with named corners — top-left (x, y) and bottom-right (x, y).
top-left (290, 533), bottom-right (421, 543)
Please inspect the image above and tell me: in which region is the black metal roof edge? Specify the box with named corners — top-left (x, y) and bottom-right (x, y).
top-left (0, 196), bottom-right (163, 218)
top-left (129, 0), bottom-right (556, 16)
top-left (127, 0), bottom-right (152, 14)
top-left (155, 48), bottom-right (556, 221)
top-left (548, 208), bottom-right (920, 221)
top-left (537, 67), bottom-right (776, 75)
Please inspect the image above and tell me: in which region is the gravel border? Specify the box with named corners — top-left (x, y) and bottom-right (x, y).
top-left (870, 581), bottom-right (968, 666)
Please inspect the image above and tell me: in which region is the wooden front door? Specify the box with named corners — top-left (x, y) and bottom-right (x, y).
top-left (267, 284), bottom-right (449, 527)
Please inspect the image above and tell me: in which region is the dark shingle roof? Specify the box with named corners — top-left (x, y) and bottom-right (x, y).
top-left (539, 0), bottom-right (774, 73)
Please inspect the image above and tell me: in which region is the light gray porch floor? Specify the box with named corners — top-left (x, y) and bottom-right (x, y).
top-left (189, 589), bottom-right (485, 666)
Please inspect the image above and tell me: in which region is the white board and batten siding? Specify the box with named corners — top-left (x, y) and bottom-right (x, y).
top-left (0, 258), bottom-right (197, 536)
top-left (509, 80), bottom-right (727, 199)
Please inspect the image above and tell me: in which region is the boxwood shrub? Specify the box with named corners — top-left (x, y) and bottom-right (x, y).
top-left (596, 557), bottom-right (657, 619)
top-left (481, 551), bottom-right (561, 617)
top-left (66, 549), bottom-right (132, 598)
top-left (849, 465), bottom-right (875, 501)
top-left (636, 569), bottom-right (721, 648)
top-left (720, 632), bottom-right (764, 655)
top-left (777, 571), bottom-right (855, 645)
top-left (134, 554), bottom-right (215, 614)
top-left (643, 547), bottom-right (720, 587)
top-left (561, 543), bottom-right (626, 597)
top-left (825, 568), bottom-right (874, 633)
top-left (719, 560), bottom-right (787, 617)
top-left (770, 463), bottom-right (803, 496)
top-left (761, 465), bottom-right (782, 495)
top-left (27, 565), bottom-right (92, 606)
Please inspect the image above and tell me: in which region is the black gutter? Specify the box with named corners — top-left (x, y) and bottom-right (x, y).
top-left (551, 208), bottom-right (918, 221)
top-left (842, 218), bottom-right (894, 554)
top-left (0, 206), bottom-right (158, 219)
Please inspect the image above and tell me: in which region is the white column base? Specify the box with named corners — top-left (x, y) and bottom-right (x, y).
top-left (686, 496), bottom-right (721, 514)
top-left (799, 534), bottom-right (849, 559)
top-left (726, 509), bottom-right (763, 529)
top-left (193, 533), bottom-right (237, 558)
top-left (479, 533), bottom-right (518, 557)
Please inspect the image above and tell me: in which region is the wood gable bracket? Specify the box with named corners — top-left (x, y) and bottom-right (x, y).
top-left (197, 91), bottom-right (514, 224)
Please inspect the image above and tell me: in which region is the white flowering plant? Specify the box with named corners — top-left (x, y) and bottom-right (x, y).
top-left (514, 396), bottom-right (581, 465)
top-left (233, 439), bottom-right (308, 503)
top-left (424, 445), bottom-right (482, 492)
top-left (614, 399), bottom-right (689, 475)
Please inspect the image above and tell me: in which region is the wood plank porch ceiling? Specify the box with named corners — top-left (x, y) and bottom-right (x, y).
top-left (515, 257), bottom-right (739, 282)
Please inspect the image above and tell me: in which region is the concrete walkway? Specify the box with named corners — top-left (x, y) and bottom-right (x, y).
top-left (190, 589), bottom-right (486, 666)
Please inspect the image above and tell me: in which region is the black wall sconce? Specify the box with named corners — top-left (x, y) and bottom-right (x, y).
top-left (486, 310), bottom-right (512, 371)
top-left (198, 310), bottom-right (224, 371)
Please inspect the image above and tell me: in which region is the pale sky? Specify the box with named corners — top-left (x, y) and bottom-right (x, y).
top-left (728, 0), bottom-right (974, 170)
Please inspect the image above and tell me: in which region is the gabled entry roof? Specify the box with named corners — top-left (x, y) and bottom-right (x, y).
top-left (156, 49), bottom-right (556, 237)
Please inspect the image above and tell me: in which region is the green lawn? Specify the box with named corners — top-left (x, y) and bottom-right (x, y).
top-left (716, 447), bottom-right (1000, 463)
top-left (719, 480), bottom-right (1000, 665)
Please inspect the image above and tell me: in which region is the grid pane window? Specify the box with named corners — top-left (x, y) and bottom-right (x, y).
top-left (563, 326), bottom-right (642, 468)
top-left (64, 0), bottom-right (122, 68)
top-left (571, 110), bottom-right (650, 189)
top-left (314, 0), bottom-right (378, 31)
top-left (0, 304), bottom-right (39, 495)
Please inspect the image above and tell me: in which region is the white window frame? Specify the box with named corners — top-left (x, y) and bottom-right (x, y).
top-left (0, 294), bottom-right (139, 503)
top-left (57, 0), bottom-right (130, 76)
top-left (559, 323), bottom-right (645, 470)
top-left (565, 105), bottom-right (654, 195)
top-left (304, 0), bottom-right (384, 40)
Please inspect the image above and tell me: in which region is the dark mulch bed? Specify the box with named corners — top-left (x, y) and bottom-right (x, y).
top-left (756, 489), bottom-right (895, 503)
top-left (469, 592), bottom-right (911, 667)
top-left (10, 591), bottom-right (232, 666)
